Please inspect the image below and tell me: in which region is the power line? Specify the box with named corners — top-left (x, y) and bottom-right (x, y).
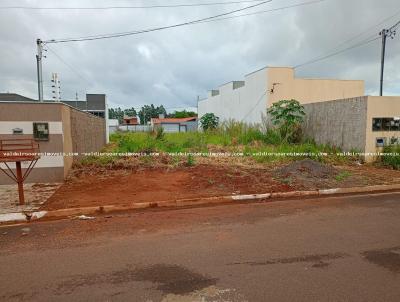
top-left (46, 45), bottom-right (92, 85)
top-left (241, 90), bottom-right (268, 122)
top-left (44, 0), bottom-right (328, 44)
top-left (0, 0), bottom-right (267, 10)
top-left (294, 10), bottom-right (400, 69)
top-left (294, 36), bottom-right (380, 69)
top-left (44, 0), bottom-right (273, 43)
top-left (197, 0), bottom-right (326, 24)
top-left (325, 9), bottom-right (400, 55)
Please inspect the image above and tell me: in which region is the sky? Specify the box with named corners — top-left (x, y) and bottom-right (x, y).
top-left (0, 0), bottom-right (399, 111)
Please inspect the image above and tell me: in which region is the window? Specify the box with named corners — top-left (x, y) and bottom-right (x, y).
top-left (376, 138), bottom-right (386, 147)
top-left (373, 118), bottom-right (400, 132)
top-left (33, 122), bottom-right (49, 141)
top-left (390, 137), bottom-right (399, 145)
top-left (372, 118), bottom-right (382, 131)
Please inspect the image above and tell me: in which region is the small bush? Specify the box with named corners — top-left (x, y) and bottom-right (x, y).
top-left (200, 113), bottom-right (219, 131)
top-left (187, 154), bottom-right (196, 166)
top-left (154, 127), bottom-right (165, 140)
top-left (80, 155), bottom-right (116, 167)
top-left (382, 145), bottom-right (400, 169)
top-left (267, 99), bottom-right (306, 143)
top-left (335, 171), bottom-right (352, 181)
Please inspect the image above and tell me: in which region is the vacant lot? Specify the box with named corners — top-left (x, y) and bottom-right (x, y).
top-left (39, 130), bottom-right (400, 210)
top-left (43, 159), bottom-right (400, 210)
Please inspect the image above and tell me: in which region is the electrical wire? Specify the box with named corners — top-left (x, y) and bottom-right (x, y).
top-left (294, 36), bottom-right (380, 69)
top-left (196, 0), bottom-right (325, 25)
top-left (46, 45), bottom-right (92, 85)
top-left (0, 0), bottom-right (266, 10)
top-left (44, 0), bottom-right (328, 44)
top-left (240, 89), bottom-right (268, 122)
top-left (294, 11), bottom-right (400, 69)
top-left (325, 10), bottom-right (400, 55)
top-left (44, 0), bottom-right (273, 43)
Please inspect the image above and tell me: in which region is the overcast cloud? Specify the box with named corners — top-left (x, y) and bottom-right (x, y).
top-left (0, 0), bottom-right (399, 110)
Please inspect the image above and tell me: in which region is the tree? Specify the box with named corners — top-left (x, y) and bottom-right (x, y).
top-left (200, 113), bottom-right (219, 131)
top-left (267, 99), bottom-right (305, 143)
top-left (108, 107), bottom-right (124, 123)
top-left (138, 104), bottom-right (167, 125)
top-left (109, 107), bottom-right (138, 123)
top-left (124, 107), bottom-right (137, 118)
top-left (167, 110), bottom-right (197, 118)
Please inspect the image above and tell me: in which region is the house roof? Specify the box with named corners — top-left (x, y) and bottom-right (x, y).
top-left (151, 117), bottom-right (197, 124)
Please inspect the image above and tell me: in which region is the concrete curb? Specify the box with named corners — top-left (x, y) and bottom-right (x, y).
top-left (1, 184), bottom-right (400, 225)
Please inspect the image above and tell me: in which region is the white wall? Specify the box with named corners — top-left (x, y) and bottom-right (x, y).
top-left (198, 68), bottom-right (268, 126)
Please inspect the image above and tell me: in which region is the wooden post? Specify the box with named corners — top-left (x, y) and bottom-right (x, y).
top-left (15, 161), bottom-right (25, 205)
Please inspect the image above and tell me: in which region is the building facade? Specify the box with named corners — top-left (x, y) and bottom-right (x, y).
top-left (0, 102), bottom-right (106, 184)
top-left (123, 116), bottom-right (139, 125)
top-left (302, 96), bottom-right (400, 162)
top-left (151, 117), bottom-right (198, 133)
top-left (198, 67), bottom-right (364, 124)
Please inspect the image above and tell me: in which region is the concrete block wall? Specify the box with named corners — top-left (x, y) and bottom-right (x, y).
top-left (69, 107), bottom-right (106, 158)
top-left (302, 96), bottom-right (368, 152)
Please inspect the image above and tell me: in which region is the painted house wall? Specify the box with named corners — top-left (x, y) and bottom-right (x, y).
top-left (365, 96), bottom-right (400, 161)
top-left (267, 67), bottom-right (365, 106)
top-left (0, 103), bottom-right (66, 184)
top-left (302, 96), bottom-right (400, 162)
top-left (0, 102), bottom-right (106, 184)
top-left (198, 68), bottom-right (267, 125)
top-left (199, 67), bottom-right (365, 125)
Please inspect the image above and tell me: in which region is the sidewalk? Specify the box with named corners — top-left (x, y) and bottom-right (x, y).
top-left (0, 183), bottom-right (61, 215)
top-left (1, 183), bottom-right (400, 225)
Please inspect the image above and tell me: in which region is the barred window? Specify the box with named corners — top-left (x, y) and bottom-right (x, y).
top-left (33, 122), bottom-right (49, 141)
top-left (372, 118), bottom-right (400, 131)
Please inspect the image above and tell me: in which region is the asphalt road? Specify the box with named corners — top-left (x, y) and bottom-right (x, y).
top-left (1, 192), bottom-right (400, 302)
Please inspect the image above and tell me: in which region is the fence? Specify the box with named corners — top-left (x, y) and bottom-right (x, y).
top-left (115, 125), bottom-right (153, 133)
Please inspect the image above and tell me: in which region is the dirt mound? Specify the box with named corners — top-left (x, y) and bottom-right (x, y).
top-left (276, 159), bottom-right (338, 179)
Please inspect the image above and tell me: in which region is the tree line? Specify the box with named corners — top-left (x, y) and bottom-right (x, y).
top-left (109, 104), bottom-right (197, 125)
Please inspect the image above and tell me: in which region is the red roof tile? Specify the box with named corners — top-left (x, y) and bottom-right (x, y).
top-left (151, 117), bottom-right (197, 124)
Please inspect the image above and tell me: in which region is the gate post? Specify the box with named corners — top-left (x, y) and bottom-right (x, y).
top-left (15, 161), bottom-right (25, 205)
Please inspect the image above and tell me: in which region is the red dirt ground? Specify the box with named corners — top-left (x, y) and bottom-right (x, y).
top-left (44, 165), bottom-right (291, 210)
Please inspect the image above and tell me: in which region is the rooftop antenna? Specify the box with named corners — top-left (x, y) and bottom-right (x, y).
top-left (51, 73), bottom-right (61, 102)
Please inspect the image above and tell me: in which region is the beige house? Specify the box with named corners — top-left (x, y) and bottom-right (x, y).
top-left (0, 101), bottom-right (106, 184)
top-left (199, 66), bottom-right (400, 161)
top-left (303, 96), bottom-right (400, 162)
top-left (198, 66), bottom-right (364, 124)
top-left (266, 67), bottom-right (364, 106)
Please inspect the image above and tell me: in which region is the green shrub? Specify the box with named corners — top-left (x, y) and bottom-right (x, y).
top-left (267, 99), bottom-right (306, 143)
top-left (187, 154), bottom-right (196, 166)
top-left (80, 155), bottom-right (116, 166)
top-left (335, 171), bottom-right (352, 181)
top-left (262, 128), bottom-right (282, 145)
top-left (200, 113), bottom-right (219, 131)
top-left (382, 145), bottom-right (400, 169)
top-left (155, 127), bottom-right (165, 140)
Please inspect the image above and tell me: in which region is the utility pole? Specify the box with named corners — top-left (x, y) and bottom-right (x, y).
top-left (379, 29), bottom-right (388, 96)
top-left (36, 39), bottom-right (44, 102)
top-left (379, 21), bottom-right (399, 96)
